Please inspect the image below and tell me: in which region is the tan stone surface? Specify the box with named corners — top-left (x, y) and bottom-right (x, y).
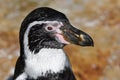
top-left (0, 0), bottom-right (120, 80)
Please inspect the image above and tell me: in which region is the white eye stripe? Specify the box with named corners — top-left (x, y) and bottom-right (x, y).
top-left (28, 21), bottom-right (63, 28)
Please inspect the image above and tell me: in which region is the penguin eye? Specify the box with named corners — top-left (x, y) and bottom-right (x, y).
top-left (46, 26), bottom-right (53, 31)
top-left (47, 26), bottom-right (53, 30)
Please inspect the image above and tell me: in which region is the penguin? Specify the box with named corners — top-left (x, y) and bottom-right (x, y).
top-left (13, 7), bottom-right (94, 80)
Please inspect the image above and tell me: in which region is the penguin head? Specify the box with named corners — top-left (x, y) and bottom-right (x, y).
top-left (20, 7), bottom-right (94, 53)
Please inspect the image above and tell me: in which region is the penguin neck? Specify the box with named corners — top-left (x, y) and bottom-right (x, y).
top-left (24, 48), bottom-right (71, 79)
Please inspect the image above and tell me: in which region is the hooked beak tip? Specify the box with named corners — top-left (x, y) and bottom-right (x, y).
top-left (79, 34), bottom-right (94, 47)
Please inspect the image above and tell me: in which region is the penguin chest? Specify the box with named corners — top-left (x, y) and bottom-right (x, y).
top-left (25, 48), bottom-right (69, 79)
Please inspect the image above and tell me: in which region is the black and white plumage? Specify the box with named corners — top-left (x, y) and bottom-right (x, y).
top-left (13, 7), bottom-right (94, 80)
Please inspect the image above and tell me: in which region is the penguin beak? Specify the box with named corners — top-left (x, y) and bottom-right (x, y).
top-left (59, 25), bottom-right (94, 46)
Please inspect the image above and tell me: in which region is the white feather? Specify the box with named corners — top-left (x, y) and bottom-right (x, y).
top-left (25, 48), bottom-right (70, 79)
top-left (15, 73), bottom-right (27, 80)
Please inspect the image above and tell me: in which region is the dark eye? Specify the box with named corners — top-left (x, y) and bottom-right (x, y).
top-left (47, 26), bottom-right (53, 30)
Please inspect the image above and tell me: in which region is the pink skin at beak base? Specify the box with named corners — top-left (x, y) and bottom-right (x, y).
top-left (55, 33), bottom-right (70, 44)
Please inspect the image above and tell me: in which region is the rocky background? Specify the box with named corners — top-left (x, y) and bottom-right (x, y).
top-left (0, 0), bottom-right (120, 80)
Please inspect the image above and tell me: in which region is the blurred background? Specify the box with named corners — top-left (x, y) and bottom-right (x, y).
top-left (0, 0), bottom-right (120, 80)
